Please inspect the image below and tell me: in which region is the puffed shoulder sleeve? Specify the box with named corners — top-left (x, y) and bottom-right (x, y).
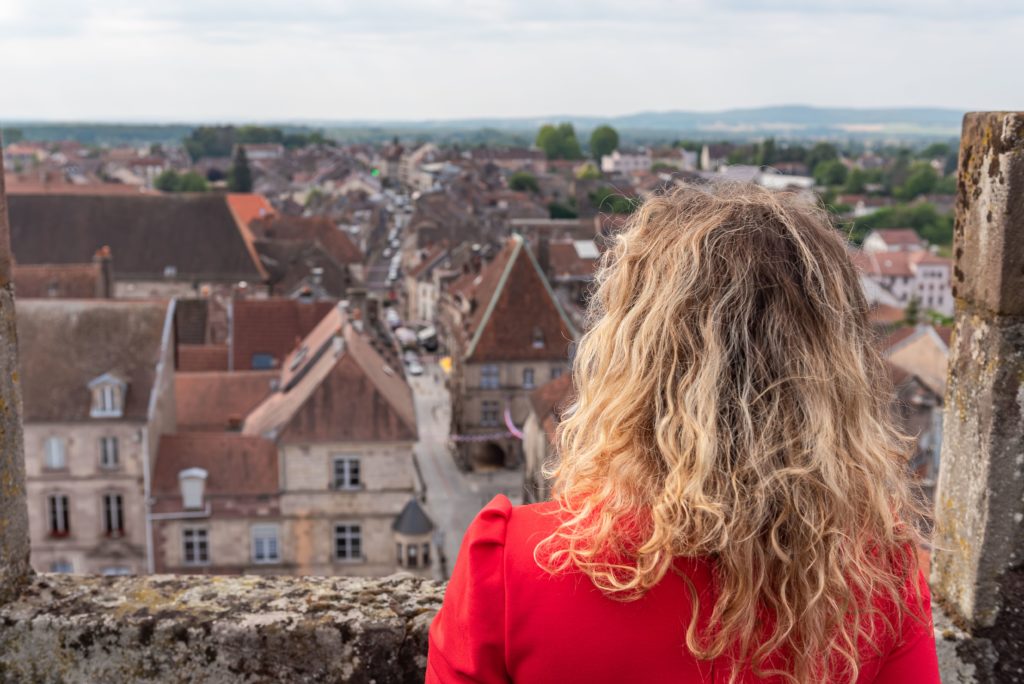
top-left (426, 495), bottom-right (512, 684)
top-left (874, 568), bottom-right (940, 684)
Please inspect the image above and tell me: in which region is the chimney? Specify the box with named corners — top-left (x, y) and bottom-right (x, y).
top-left (93, 246), bottom-right (114, 298)
top-left (536, 232), bottom-right (551, 280)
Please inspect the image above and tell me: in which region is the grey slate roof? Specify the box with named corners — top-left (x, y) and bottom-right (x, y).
top-left (392, 499), bottom-right (435, 536)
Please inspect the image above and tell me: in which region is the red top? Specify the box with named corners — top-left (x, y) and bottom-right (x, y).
top-left (427, 495), bottom-right (940, 684)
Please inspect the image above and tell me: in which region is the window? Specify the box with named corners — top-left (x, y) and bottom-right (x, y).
top-left (251, 524), bottom-right (280, 564)
top-left (48, 494), bottom-right (70, 536)
top-left (334, 523), bottom-right (362, 561)
top-left (422, 543), bottom-right (431, 567)
top-left (50, 560), bottom-right (73, 573)
top-left (480, 364), bottom-right (500, 389)
top-left (396, 542), bottom-right (403, 565)
top-left (99, 436), bottom-right (119, 469)
top-left (550, 366), bottom-right (564, 380)
top-left (481, 400), bottom-right (501, 427)
top-left (44, 437), bottom-right (67, 470)
top-left (100, 385), bottom-right (116, 412)
top-left (183, 527), bottom-right (209, 566)
top-left (532, 327), bottom-right (545, 349)
top-left (522, 368), bottom-right (535, 389)
top-left (89, 375), bottom-right (125, 418)
top-left (332, 456), bottom-right (361, 490)
top-left (251, 353), bottom-right (276, 370)
top-left (407, 543), bottom-right (419, 568)
top-left (103, 493), bottom-right (125, 536)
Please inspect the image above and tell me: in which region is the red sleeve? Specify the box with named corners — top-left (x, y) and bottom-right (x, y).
top-left (873, 570), bottom-right (940, 684)
top-left (426, 495), bottom-right (512, 684)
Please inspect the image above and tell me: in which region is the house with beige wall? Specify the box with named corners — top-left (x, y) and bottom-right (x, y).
top-left (522, 374), bottom-right (573, 503)
top-left (231, 304), bottom-right (426, 576)
top-left (440, 234), bottom-right (577, 469)
top-left (17, 299), bottom-right (176, 575)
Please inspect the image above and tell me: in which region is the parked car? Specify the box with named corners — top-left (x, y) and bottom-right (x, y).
top-left (385, 308), bottom-right (402, 329)
top-left (405, 359), bottom-right (425, 376)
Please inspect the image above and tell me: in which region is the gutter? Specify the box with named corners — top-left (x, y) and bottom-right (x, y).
top-left (148, 502), bottom-right (213, 521)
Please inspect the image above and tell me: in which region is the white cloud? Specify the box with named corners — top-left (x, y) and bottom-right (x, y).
top-left (0, 0), bottom-right (1020, 120)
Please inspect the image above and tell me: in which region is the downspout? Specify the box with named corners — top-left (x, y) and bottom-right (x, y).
top-left (145, 298), bottom-right (177, 574)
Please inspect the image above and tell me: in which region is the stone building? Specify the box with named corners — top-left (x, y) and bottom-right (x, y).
top-left (16, 299), bottom-right (176, 575)
top-left (6, 192), bottom-right (269, 298)
top-left (851, 228), bottom-right (954, 316)
top-left (151, 433), bottom-right (284, 574)
top-left (239, 304), bottom-right (425, 576)
top-left (440, 234), bottom-right (577, 469)
top-left (522, 373), bottom-right (573, 503)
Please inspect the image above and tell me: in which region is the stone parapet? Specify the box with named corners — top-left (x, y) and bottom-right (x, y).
top-left (0, 573), bottom-right (444, 683)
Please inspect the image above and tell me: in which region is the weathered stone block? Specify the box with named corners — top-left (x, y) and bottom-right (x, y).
top-left (0, 573), bottom-right (444, 683)
top-left (953, 112), bottom-right (1024, 316)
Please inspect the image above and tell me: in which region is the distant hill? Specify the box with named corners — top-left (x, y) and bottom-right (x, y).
top-left (1, 106), bottom-right (964, 147)
top-left (342, 106), bottom-right (964, 138)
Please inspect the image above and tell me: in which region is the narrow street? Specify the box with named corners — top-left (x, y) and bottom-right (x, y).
top-left (409, 361), bottom-right (524, 580)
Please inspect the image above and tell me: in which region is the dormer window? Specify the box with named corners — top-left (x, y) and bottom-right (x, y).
top-left (88, 374), bottom-right (127, 419)
top-left (532, 327), bottom-right (545, 349)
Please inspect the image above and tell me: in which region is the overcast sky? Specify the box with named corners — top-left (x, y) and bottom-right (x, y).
top-left (1, 0), bottom-right (1021, 122)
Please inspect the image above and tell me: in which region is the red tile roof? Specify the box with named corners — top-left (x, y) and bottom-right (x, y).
top-left (243, 306), bottom-right (417, 443)
top-left (153, 433), bottom-right (279, 498)
top-left (230, 298), bottom-right (336, 371)
top-left (456, 235), bottom-right (577, 363)
top-left (871, 228), bottom-right (923, 246)
top-left (177, 344), bottom-right (229, 372)
top-left (176, 371), bottom-right (277, 431)
top-left (547, 239), bottom-right (600, 281)
top-left (224, 193), bottom-right (275, 281)
top-left (868, 303), bottom-right (906, 326)
top-left (249, 214), bottom-right (363, 265)
top-left (530, 373), bottom-right (574, 422)
top-left (882, 326), bottom-right (919, 352)
top-left (12, 262), bottom-right (106, 298)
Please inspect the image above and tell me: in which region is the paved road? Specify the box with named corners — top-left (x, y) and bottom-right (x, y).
top-left (409, 361), bottom-right (524, 580)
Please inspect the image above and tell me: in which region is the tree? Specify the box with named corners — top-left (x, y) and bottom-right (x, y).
top-left (813, 159), bottom-right (848, 187)
top-left (843, 168), bottom-right (867, 194)
top-left (935, 174), bottom-right (957, 195)
top-left (2, 128), bottom-right (25, 145)
top-left (154, 169), bottom-right (208, 193)
top-left (509, 171), bottom-right (539, 193)
top-left (805, 142), bottom-right (839, 173)
top-left (590, 187), bottom-right (637, 214)
top-left (895, 162), bottom-right (939, 200)
top-left (575, 162), bottom-right (601, 180)
top-left (918, 142), bottom-right (951, 160)
top-left (851, 202), bottom-right (953, 247)
top-left (228, 146), bottom-right (253, 192)
top-left (548, 202), bottom-right (578, 219)
top-left (154, 170), bottom-right (181, 192)
top-left (536, 123), bottom-right (583, 160)
top-left (589, 125), bottom-right (619, 161)
top-left (904, 297), bottom-right (920, 325)
top-left (178, 171), bottom-right (209, 192)
top-left (756, 138), bottom-right (777, 167)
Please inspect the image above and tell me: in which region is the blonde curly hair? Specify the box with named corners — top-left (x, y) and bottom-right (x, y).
top-left (537, 184), bottom-right (927, 683)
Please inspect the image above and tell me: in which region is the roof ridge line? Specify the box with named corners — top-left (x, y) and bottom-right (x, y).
top-left (464, 235), bottom-right (524, 360)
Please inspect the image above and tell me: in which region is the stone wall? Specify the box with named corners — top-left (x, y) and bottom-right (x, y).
top-left (0, 573), bottom-right (444, 683)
